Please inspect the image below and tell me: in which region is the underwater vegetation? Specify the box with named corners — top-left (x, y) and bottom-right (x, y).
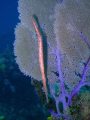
top-left (0, 47), bottom-right (49, 120)
top-left (0, 64), bottom-right (6, 73)
top-left (47, 114), bottom-right (53, 120)
top-left (63, 90), bottom-right (90, 120)
top-left (0, 116), bottom-right (5, 120)
top-left (14, 0), bottom-right (90, 119)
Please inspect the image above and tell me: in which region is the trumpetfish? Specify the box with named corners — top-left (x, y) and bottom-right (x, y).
top-left (31, 15), bottom-right (48, 103)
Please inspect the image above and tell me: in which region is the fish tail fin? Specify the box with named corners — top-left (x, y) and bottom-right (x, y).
top-left (43, 78), bottom-right (49, 103)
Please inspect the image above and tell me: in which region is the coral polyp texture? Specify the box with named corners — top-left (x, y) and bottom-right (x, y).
top-left (14, 0), bottom-right (90, 119)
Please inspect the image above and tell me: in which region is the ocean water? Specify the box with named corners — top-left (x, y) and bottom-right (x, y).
top-left (0, 0), bottom-right (90, 120)
top-left (0, 0), bottom-right (49, 120)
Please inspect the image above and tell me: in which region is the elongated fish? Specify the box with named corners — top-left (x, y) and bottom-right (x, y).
top-left (31, 15), bottom-right (48, 103)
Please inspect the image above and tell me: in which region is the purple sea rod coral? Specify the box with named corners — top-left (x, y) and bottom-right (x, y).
top-left (14, 0), bottom-right (90, 119)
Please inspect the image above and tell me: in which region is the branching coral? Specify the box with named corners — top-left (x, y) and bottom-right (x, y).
top-left (14, 0), bottom-right (90, 119)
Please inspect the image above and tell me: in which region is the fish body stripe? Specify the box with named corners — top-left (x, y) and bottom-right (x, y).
top-left (31, 15), bottom-right (48, 102)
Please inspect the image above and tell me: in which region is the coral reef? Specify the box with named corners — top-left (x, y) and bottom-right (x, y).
top-left (64, 90), bottom-right (90, 120)
top-left (0, 47), bottom-right (49, 120)
top-left (14, 0), bottom-right (90, 119)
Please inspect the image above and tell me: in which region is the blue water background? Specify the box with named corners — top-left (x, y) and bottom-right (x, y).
top-left (0, 0), bottom-right (49, 120)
